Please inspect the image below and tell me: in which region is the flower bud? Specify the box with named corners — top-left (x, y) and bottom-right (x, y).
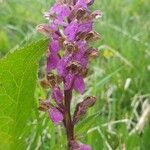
top-left (40, 79), bottom-right (50, 89)
top-left (85, 31), bottom-right (100, 42)
top-left (64, 41), bottom-right (79, 53)
top-left (48, 107), bottom-right (64, 124)
top-left (47, 73), bottom-right (63, 87)
top-left (36, 24), bottom-right (51, 37)
top-left (51, 86), bottom-right (64, 104)
top-left (76, 8), bottom-right (87, 20)
top-left (73, 96), bottom-right (96, 124)
top-left (38, 100), bottom-right (51, 112)
top-left (86, 48), bottom-right (99, 58)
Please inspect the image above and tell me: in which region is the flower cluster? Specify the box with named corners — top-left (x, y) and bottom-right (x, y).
top-left (37, 0), bottom-right (101, 149)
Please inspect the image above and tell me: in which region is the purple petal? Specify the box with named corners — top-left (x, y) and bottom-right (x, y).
top-left (74, 41), bottom-right (88, 67)
top-left (49, 40), bottom-right (60, 53)
top-left (54, 18), bottom-right (68, 26)
top-left (50, 23), bottom-right (58, 31)
top-left (50, 3), bottom-right (61, 15)
top-left (51, 87), bottom-right (64, 104)
top-left (74, 54), bottom-right (88, 67)
top-left (75, 0), bottom-right (94, 7)
top-left (73, 0), bottom-right (78, 5)
top-left (75, 0), bottom-right (88, 9)
top-left (52, 3), bottom-right (71, 18)
top-left (78, 22), bottom-right (93, 33)
top-left (73, 75), bottom-right (85, 94)
top-left (49, 3), bottom-right (71, 26)
top-left (80, 57), bottom-right (88, 67)
top-left (47, 54), bottom-right (60, 73)
top-left (59, 4), bottom-right (71, 18)
top-left (73, 42), bottom-right (86, 60)
top-left (64, 21), bottom-right (79, 41)
top-left (76, 41), bottom-right (87, 57)
top-left (50, 23), bottom-right (61, 40)
top-left (48, 108), bottom-right (63, 124)
top-left (80, 143), bottom-right (92, 150)
top-left (64, 73), bottom-right (75, 90)
top-left (57, 55), bottom-right (72, 76)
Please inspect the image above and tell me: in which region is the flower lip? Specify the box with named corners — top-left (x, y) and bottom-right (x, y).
top-left (76, 8), bottom-right (87, 20)
top-left (85, 31), bottom-right (100, 42)
top-left (64, 41), bottom-right (79, 53)
top-left (47, 73), bottom-right (63, 87)
top-left (66, 60), bottom-right (82, 74)
top-left (86, 48), bottom-right (99, 58)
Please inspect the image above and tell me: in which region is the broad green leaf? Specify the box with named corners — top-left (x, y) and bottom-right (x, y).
top-left (0, 39), bottom-right (49, 150)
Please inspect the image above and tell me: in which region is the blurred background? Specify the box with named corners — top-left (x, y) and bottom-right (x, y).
top-left (0, 0), bottom-right (150, 149)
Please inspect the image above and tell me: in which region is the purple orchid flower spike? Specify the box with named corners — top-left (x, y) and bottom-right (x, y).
top-left (37, 0), bottom-right (102, 149)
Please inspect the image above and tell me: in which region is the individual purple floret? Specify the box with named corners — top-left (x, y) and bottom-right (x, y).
top-left (48, 107), bottom-right (64, 124)
top-left (51, 86), bottom-right (64, 104)
top-left (80, 143), bottom-right (92, 150)
top-left (37, 0), bottom-right (102, 149)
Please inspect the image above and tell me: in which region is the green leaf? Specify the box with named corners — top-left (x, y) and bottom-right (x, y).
top-left (142, 123), bottom-right (150, 150)
top-left (0, 39), bottom-right (49, 150)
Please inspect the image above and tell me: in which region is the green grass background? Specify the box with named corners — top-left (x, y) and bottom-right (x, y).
top-left (0, 0), bottom-right (150, 149)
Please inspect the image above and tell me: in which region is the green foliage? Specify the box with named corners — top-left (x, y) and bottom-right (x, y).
top-left (0, 39), bottom-right (49, 150)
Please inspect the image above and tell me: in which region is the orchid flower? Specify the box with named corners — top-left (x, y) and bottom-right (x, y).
top-left (37, 0), bottom-right (102, 149)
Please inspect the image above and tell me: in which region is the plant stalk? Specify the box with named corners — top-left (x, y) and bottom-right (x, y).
top-left (64, 89), bottom-right (74, 150)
